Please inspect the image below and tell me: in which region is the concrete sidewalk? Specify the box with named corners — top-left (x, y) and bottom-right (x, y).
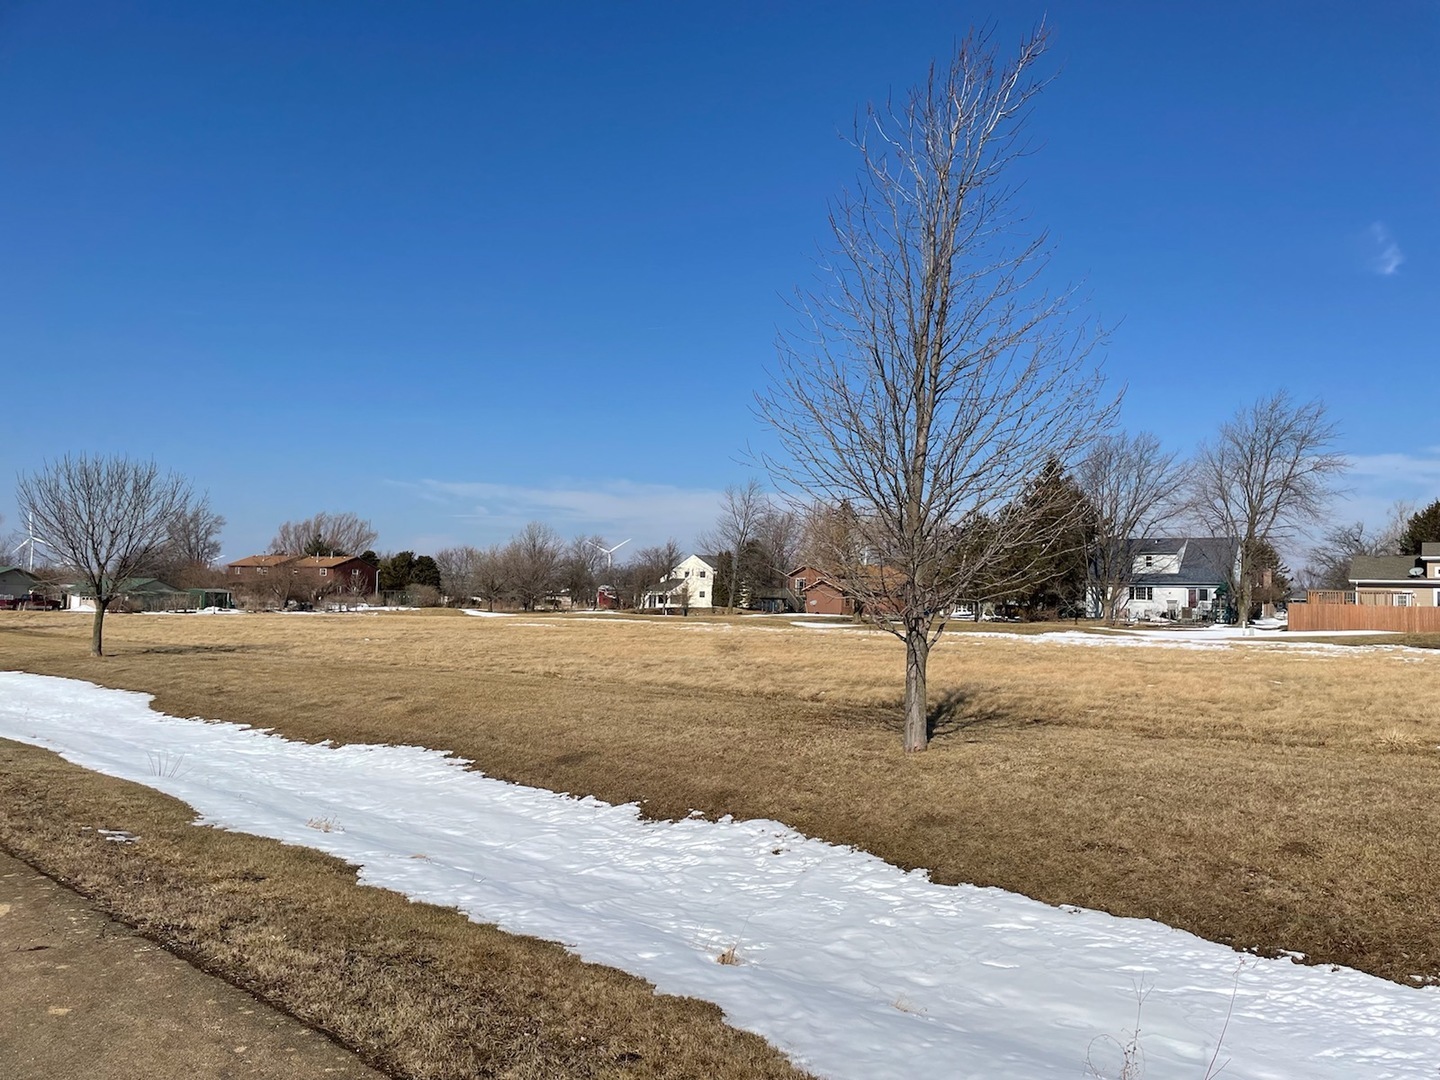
top-left (0, 851), bottom-right (390, 1080)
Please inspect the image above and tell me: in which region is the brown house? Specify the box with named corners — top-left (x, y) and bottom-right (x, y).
top-left (789, 565), bottom-right (855, 616)
top-left (226, 553), bottom-right (300, 578)
top-left (286, 555), bottom-right (378, 595)
top-left (226, 553), bottom-right (378, 605)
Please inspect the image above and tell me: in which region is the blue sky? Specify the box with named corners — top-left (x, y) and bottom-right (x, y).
top-left (2, 2), bottom-right (1436, 560)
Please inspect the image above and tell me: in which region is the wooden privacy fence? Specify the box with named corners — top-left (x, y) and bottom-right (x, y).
top-left (1290, 598), bottom-right (1440, 633)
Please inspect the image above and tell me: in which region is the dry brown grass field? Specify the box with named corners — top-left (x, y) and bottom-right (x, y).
top-left (3, 608), bottom-right (1440, 1076)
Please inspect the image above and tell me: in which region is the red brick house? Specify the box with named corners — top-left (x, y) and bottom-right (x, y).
top-left (227, 554), bottom-right (300, 578)
top-left (226, 553), bottom-right (377, 605)
top-left (286, 555), bottom-right (378, 595)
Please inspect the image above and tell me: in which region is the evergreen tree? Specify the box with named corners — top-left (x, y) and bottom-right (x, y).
top-left (412, 554), bottom-right (442, 590)
top-left (987, 460), bottom-right (1095, 617)
top-left (1400, 499), bottom-right (1440, 554)
top-left (1243, 539), bottom-right (1291, 619)
top-left (381, 551), bottom-right (417, 591)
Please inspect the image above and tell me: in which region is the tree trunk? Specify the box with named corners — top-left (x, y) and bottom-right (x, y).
top-left (903, 623), bottom-right (930, 752)
top-left (90, 601), bottom-right (107, 657)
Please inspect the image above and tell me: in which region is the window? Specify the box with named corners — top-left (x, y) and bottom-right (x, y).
top-left (795, 577), bottom-right (807, 590)
top-left (1396, 592), bottom-right (1413, 607)
top-left (699, 570), bottom-right (707, 578)
top-left (699, 590), bottom-right (706, 599)
top-left (1197, 588), bottom-right (1209, 602)
top-left (1144, 555), bottom-right (1153, 568)
top-left (319, 568), bottom-right (328, 577)
top-left (257, 566), bottom-right (268, 575)
top-left (1130, 586), bottom-right (1153, 601)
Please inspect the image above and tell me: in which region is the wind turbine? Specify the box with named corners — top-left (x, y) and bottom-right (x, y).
top-left (588, 538), bottom-right (630, 572)
top-left (15, 512), bottom-right (50, 572)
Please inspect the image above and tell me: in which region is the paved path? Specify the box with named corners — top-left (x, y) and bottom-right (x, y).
top-left (0, 851), bottom-right (390, 1080)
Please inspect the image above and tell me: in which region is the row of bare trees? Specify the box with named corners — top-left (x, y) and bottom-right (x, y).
top-left (433, 526), bottom-right (725, 612)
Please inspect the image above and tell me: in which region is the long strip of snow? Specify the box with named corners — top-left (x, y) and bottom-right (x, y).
top-left (0, 671), bottom-right (1434, 1078)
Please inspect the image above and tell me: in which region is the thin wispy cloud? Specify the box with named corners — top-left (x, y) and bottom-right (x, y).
top-left (1366, 222), bottom-right (1405, 276)
top-left (1320, 451), bottom-right (1440, 541)
top-left (387, 478), bottom-right (729, 550)
top-left (1343, 451), bottom-right (1440, 483)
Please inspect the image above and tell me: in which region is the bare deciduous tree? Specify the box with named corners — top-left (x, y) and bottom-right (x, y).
top-left (16, 455), bottom-right (194, 655)
top-left (755, 503), bottom-right (803, 585)
top-left (563, 534), bottom-right (609, 609)
top-left (435, 544), bottom-right (484, 605)
top-left (757, 26), bottom-right (1113, 750)
top-left (704, 480), bottom-right (768, 613)
top-left (1077, 432), bottom-right (1188, 624)
top-left (270, 511), bottom-right (377, 557)
top-left (503, 522), bottom-right (565, 611)
top-left (1302, 500), bottom-right (1411, 591)
top-left (472, 545), bottom-right (509, 611)
top-left (624, 540), bottom-right (682, 610)
top-left (1189, 392), bottom-right (1346, 627)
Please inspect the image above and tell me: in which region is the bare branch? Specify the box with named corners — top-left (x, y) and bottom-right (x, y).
top-left (757, 26), bottom-right (1114, 749)
top-left (1188, 392), bottom-right (1346, 626)
top-left (16, 455), bottom-right (194, 655)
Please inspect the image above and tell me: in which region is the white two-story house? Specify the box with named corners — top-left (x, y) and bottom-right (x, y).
top-left (1108, 537), bottom-right (1239, 621)
top-left (642, 554), bottom-right (717, 612)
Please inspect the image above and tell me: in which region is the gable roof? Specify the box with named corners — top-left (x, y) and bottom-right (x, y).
top-left (1129, 537), bottom-right (1238, 586)
top-left (289, 555), bottom-right (371, 569)
top-left (1349, 554), bottom-right (1426, 583)
top-left (228, 553), bottom-right (300, 568)
top-left (68, 577), bottom-right (184, 597)
top-left (1129, 537), bottom-right (1186, 557)
top-left (787, 564), bottom-right (842, 590)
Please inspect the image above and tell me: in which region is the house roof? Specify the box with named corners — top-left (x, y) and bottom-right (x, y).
top-left (1422, 543), bottom-right (1440, 558)
top-left (228, 554), bottom-right (300, 568)
top-left (69, 577), bottom-right (184, 597)
top-left (1349, 554), bottom-right (1426, 583)
top-left (0, 565), bottom-right (38, 580)
top-left (289, 555), bottom-right (369, 569)
top-left (1129, 537), bottom-right (1186, 557)
top-left (787, 565), bottom-right (841, 590)
top-left (1129, 537), bottom-right (1238, 586)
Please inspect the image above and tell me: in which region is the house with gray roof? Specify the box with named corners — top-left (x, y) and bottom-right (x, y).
top-left (63, 576), bottom-right (188, 613)
top-left (1348, 543), bottom-right (1440, 607)
top-left (1096, 537), bottom-right (1239, 621)
top-left (0, 565), bottom-right (42, 607)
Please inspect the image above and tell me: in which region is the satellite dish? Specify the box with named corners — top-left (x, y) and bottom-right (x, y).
top-left (1408, 566), bottom-right (1424, 577)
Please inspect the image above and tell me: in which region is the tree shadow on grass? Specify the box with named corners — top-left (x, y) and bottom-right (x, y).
top-left (927, 687), bottom-right (1039, 742)
top-left (137, 644), bottom-right (257, 656)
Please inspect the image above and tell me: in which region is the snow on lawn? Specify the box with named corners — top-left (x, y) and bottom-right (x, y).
top-left (0, 672), bottom-right (1435, 1079)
